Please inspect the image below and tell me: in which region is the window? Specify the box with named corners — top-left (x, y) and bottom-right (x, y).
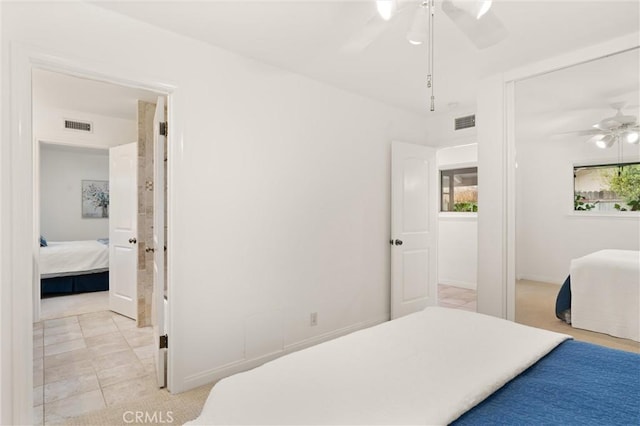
top-left (574, 162), bottom-right (640, 212)
top-left (440, 167), bottom-right (478, 212)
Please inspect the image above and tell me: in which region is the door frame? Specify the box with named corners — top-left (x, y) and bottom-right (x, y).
top-left (4, 42), bottom-right (176, 423)
top-left (479, 33), bottom-right (639, 321)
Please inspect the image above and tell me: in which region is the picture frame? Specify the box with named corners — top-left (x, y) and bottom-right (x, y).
top-left (82, 180), bottom-right (109, 218)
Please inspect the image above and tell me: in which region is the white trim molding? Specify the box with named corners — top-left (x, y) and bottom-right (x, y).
top-left (1, 42), bottom-right (176, 425)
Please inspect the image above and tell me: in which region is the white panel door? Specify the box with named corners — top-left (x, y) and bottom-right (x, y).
top-left (390, 141), bottom-right (437, 319)
top-left (109, 142), bottom-right (138, 320)
top-left (152, 96), bottom-right (167, 388)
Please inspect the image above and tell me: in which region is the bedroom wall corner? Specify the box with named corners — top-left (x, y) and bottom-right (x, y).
top-left (476, 74), bottom-right (508, 319)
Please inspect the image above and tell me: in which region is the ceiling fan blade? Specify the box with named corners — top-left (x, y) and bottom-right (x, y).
top-left (441, 0), bottom-right (508, 49)
top-left (341, 2), bottom-right (413, 53)
top-left (585, 134), bottom-right (607, 144)
top-left (340, 12), bottom-right (389, 53)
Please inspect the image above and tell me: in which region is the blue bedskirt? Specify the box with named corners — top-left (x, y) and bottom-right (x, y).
top-left (41, 271), bottom-right (109, 296)
top-left (454, 340), bottom-right (640, 425)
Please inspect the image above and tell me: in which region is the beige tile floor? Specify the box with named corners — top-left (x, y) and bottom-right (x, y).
top-left (33, 310), bottom-right (158, 425)
top-left (438, 283), bottom-right (477, 311)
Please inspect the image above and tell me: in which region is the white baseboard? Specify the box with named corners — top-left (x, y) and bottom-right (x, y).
top-left (439, 279), bottom-right (476, 290)
top-left (516, 274), bottom-right (565, 285)
top-left (178, 315), bottom-right (389, 393)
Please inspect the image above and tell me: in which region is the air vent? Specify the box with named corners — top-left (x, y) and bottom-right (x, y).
top-left (454, 114), bottom-right (476, 131)
top-left (64, 119), bottom-right (92, 133)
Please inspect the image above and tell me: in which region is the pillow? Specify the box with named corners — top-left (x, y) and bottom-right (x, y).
top-left (39, 235), bottom-right (47, 247)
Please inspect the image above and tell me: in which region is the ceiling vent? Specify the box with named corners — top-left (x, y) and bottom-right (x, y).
top-left (64, 119), bottom-right (92, 133)
top-left (454, 114), bottom-right (476, 131)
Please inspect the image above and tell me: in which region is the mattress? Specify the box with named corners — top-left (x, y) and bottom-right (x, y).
top-left (186, 307), bottom-right (570, 425)
top-left (570, 249), bottom-right (640, 341)
top-left (39, 240), bottom-right (109, 278)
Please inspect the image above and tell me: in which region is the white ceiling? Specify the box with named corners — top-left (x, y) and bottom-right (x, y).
top-left (516, 48), bottom-right (640, 139)
top-left (32, 68), bottom-right (159, 120)
top-left (32, 1), bottom-right (640, 132)
top-left (92, 0), bottom-right (640, 116)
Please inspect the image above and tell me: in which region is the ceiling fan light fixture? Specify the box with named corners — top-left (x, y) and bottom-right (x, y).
top-left (595, 135), bottom-right (615, 149)
top-left (407, 4), bottom-right (428, 45)
top-left (476, 0), bottom-right (493, 19)
top-left (622, 130), bottom-right (639, 144)
top-left (376, 0), bottom-right (397, 21)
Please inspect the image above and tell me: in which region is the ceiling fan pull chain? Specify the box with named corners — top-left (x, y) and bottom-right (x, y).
top-left (429, 0), bottom-right (435, 111)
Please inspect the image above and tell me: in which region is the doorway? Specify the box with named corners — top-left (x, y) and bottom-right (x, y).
top-left (32, 69), bottom-right (169, 424)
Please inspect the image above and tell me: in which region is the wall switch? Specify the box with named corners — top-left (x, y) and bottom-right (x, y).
top-left (310, 312), bottom-right (318, 326)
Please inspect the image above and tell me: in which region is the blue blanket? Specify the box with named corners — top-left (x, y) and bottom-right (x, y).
top-left (454, 340), bottom-right (640, 425)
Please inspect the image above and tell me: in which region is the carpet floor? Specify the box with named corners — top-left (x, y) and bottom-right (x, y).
top-left (63, 383), bottom-right (213, 425)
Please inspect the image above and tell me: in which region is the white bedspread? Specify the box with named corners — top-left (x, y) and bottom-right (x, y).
top-left (187, 307), bottom-right (569, 425)
top-left (571, 249), bottom-right (640, 342)
top-left (40, 240), bottom-right (109, 278)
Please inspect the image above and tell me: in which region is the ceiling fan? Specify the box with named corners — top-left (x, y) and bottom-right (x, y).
top-left (342, 0), bottom-right (508, 111)
top-left (342, 0), bottom-right (508, 52)
top-left (572, 103), bottom-right (640, 148)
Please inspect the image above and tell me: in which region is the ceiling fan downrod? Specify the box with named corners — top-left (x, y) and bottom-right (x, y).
top-left (427, 0), bottom-right (435, 111)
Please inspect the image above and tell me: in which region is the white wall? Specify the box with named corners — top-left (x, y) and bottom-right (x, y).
top-left (40, 145), bottom-right (110, 241)
top-left (34, 104), bottom-right (136, 149)
top-left (476, 75), bottom-right (508, 318)
top-left (1, 1), bottom-right (429, 398)
top-left (437, 144), bottom-right (478, 289)
top-left (424, 107), bottom-right (477, 148)
top-left (516, 136), bottom-right (640, 284)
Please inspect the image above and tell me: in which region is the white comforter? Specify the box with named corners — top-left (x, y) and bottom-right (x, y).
top-left (187, 307), bottom-right (569, 425)
top-left (571, 249), bottom-right (640, 342)
top-left (40, 240), bottom-right (109, 278)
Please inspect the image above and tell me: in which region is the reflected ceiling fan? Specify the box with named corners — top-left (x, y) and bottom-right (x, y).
top-left (342, 0), bottom-right (508, 111)
top-left (570, 103), bottom-right (640, 148)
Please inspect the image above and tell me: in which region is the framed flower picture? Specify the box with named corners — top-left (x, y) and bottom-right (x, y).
top-left (82, 180), bottom-right (110, 218)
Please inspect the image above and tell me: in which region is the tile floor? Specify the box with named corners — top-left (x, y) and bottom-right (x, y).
top-left (33, 310), bottom-right (159, 425)
top-left (30, 285), bottom-right (472, 424)
top-left (438, 284), bottom-right (477, 311)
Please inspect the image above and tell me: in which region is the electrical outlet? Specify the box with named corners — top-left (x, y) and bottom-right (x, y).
top-left (310, 312), bottom-right (318, 326)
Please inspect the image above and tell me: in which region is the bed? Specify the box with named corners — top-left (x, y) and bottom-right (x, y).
top-left (556, 249), bottom-right (640, 342)
top-left (186, 307), bottom-right (640, 425)
top-left (40, 239), bottom-right (110, 296)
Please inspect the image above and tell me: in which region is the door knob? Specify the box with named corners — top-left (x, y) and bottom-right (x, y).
top-left (394, 239), bottom-right (403, 246)
top-left (145, 247), bottom-right (155, 253)
top-left (129, 238), bottom-right (137, 244)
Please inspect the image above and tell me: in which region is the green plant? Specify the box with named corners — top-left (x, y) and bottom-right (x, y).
top-left (607, 165), bottom-right (640, 211)
top-left (574, 194), bottom-right (597, 211)
top-left (453, 202), bottom-right (478, 212)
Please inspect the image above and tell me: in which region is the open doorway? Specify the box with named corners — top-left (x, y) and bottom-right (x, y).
top-left (436, 143), bottom-right (479, 313)
top-left (32, 69), bottom-right (169, 424)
